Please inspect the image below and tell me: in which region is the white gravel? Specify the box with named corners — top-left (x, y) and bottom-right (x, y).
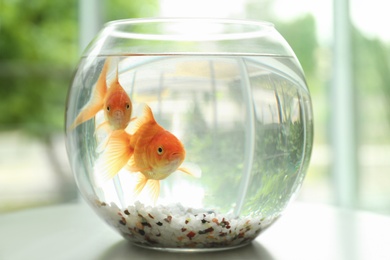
top-left (93, 200), bottom-right (275, 249)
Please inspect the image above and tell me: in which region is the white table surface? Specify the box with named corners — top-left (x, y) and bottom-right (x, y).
top-left (0, 201), bottom-right (389, 260)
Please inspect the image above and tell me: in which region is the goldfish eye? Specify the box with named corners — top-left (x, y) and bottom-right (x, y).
top-left (106, 106), bottom-right (110, 111)
top-left (157, 146), bottom-right (164, 155)
top-left (126, 103), bottom-right (130, 109)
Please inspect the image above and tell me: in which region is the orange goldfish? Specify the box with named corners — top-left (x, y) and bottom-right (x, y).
top-left (96, 104), bottom-right (200, 202)
top-left (70, 59), bottom-right (132, 131)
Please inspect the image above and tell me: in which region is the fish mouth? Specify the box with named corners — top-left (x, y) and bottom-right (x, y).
top-left (111, 110), bottom-right (125, 124)
top-left (112, 110), bottom-right (124, 119)
top-left (108, 110), bottom-right (126, 129)
top-left (169, 152), bottom-right (184, 161)
top-left (163, 157), bottom-right (183, 173)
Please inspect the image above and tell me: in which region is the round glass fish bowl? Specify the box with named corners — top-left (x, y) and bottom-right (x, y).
top-left (65, 18), bottom-right (313, 252)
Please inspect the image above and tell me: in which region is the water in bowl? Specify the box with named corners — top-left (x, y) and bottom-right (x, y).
top-left (66, 53), bottom-right (313, 251)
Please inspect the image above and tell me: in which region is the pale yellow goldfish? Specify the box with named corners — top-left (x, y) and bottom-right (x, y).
top-left (70, 58), bottom-right (132, 131)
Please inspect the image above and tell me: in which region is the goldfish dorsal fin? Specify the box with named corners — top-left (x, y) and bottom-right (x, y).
top-left (108, 59), bottom-right (122, 89)
top-left (115, 62), bottom-right (119, 84)
top-left (126, 103), bottom-right (155, 134)
top-left (95, 130), bottom-right (133, 185)
top-left (178, 162), bottom-right (202, 178)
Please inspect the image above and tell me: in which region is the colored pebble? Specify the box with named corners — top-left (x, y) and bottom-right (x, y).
top-left (94, 200), bottom-right (272, 249)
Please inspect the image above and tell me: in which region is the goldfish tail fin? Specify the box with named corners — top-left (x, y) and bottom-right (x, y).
top-left (69, 60), bottom-right (109, 130)
top-left (178, 162), bottom-right (202, 178)
top-left (95, 130), bottom-right (133, 185)
top-left (69, 102), bottom-right (104, 130)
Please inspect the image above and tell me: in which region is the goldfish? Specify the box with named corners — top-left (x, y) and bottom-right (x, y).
top-left (96, 104), bottom-right (200, 202)
top-left (70, 58), bottom-right (132, 131)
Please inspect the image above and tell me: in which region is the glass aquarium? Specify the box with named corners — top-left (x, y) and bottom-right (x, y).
top-left (65, 18), bottom-right (313, 252)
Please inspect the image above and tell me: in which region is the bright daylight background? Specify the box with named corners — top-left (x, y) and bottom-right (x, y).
top-left (1, 0), bottom-right (390, 214)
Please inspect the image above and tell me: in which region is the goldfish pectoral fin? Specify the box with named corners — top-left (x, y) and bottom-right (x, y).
top-left (95, 130), bottom-right (132, 184)
top-left (144, 180), bottom-right (160, 204)
top-left (95, 121), bottom-right (111, 133)
top-left (125, 156), bottom-right (141, 172)
top-left (134, 173), bottom-right (147, 195)
top-left (130, 116), bottom-right (137, 122)
top-left (178, 162), bottom-right (202, 178)
top-left (95, 133), bottom-right (110, 153)
top-left (95, 122), bottom-right (112, 153)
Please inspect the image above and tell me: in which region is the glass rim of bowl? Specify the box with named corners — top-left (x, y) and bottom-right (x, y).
top-left (103, 17), bottom-right (276, 42)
